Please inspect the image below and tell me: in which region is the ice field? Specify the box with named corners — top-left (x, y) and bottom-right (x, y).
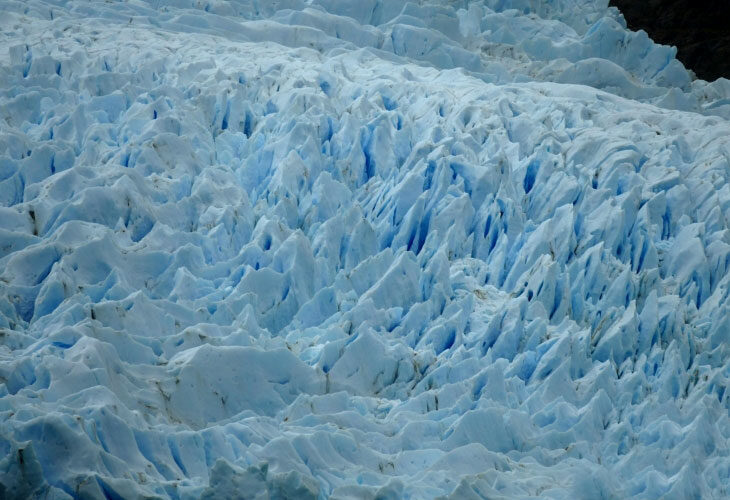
top-left (1, 0), bottom-right (730, 498)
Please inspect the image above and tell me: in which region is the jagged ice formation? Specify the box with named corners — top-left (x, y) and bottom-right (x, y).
top-left (1, 0), bottom-right (730, 498)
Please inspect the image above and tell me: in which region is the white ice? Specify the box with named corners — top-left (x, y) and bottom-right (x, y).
top-left (1, 0), bottom-right (730, 498)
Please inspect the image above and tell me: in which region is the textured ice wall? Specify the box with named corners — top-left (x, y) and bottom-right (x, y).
top-left (1, 0), bottom-right (730, 498)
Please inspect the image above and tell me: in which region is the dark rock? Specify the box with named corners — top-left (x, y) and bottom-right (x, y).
top-left (610, 0), bottom-right (730, 82)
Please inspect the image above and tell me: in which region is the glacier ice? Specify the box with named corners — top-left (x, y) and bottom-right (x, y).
top-left (1, 0), bottom-right (730, 498)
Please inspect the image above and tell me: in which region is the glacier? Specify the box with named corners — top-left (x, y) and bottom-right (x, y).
top-left (1, 0), bottom-right (730, 498)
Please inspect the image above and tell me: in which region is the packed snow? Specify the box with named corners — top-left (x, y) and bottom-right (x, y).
top-left (1, 0), bottom-right (730, 498)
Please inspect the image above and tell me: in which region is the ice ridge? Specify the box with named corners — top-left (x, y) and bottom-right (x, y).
top-left (1, 0), bottom-right (730, 499)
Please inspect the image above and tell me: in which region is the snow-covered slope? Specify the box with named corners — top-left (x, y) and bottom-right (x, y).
top-left (1, 1), bottom-right (730, 498)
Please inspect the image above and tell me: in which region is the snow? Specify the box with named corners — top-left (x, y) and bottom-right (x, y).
top-left (1, 0), bottom-right (730, 498)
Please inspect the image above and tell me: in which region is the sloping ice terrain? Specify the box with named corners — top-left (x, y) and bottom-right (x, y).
top-left (1, 0), bottom-right (730, 498)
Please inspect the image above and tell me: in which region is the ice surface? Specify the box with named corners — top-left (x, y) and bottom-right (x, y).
top-left (1, 0), bottom-right (730, 498)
